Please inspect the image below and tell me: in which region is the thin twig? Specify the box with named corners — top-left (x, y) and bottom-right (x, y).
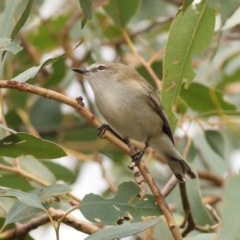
top-left (179, 182), bottom-right (196, 237)
top-left (120, 28), bottom-right (162, 91)
top-left (93, 152), bottom-right (117, 193)
top-left (0, 163), bottom-right (81, 203)
top-left (197, 170), bottom-right (223, 186)
top-left (162, 175), bottom-right (179, 198)
top-left (137, 161), bottom-right (182, 239)
top-left (0, 208), bottom-right (100, 239)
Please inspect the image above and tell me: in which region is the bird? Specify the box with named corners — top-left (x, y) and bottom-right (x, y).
top-left (72, 62), bottom-right (196, 182)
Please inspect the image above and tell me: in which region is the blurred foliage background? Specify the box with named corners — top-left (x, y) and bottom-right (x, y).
top-left (0, 0), bottom-right (240, 239)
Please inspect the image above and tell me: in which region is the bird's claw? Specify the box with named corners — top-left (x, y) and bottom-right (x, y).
top-left (131, 151), bottom-right (144, 165)
top-left (97, 124), bottom-right (109, 138)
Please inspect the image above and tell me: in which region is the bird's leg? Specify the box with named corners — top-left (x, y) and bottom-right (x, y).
top-left (131, 141), bottom-right (149, 166)
top-left (98, 124), bottom-right (129, 144)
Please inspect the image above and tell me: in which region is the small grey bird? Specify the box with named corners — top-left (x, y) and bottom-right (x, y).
top-left (73, 62), bottom-right (196, 182)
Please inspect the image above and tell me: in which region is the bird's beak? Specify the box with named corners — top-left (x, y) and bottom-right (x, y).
top-left (72, 68), bottom-right (88, 74)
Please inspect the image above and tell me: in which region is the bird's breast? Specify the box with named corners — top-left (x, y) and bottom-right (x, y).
top-left (94, 85), bottom-right (163, 142)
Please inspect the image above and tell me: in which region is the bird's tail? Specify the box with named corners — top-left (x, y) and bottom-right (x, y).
top-left (151, 137), bottom-right (196, 182)
top-left (164, 154), bottom-right (196, 182)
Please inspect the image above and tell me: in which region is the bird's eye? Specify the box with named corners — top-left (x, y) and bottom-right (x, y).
top-left (98, 65), bottom-right (105, 71)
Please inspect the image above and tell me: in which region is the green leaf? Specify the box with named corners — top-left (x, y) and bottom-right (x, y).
top-left (0, 197), bottom-right (16, 218)
top-left (162, 0), bottom-right (215, 130)
top-left (180, 82), bottom-right (236, 116)
top-left (221, 0), bottom-right (240, 25)
top-left (0, 38), bottom-right (22, 54)
top-left (0, 174), bottom-right (33, 192)
top-left (79, 181), bottom-right (162, 225)
top-left (79, 0), bottom-right (92, 28)
top-left (11, 0), bottom-right (33, 40)
top-left (220, 175), bottom-right (240, 239)
top-left (0, 124), bottom-right (17, 134)
top-left (104, 0), bottom-right (141, 27)
top-left (217, 69), bottom-right (240, 90)
top-left (0, 0), bottom-right (21, 38)
top-left (186, 173), bottom-right (215, 226)
top-left (4, 184), bottom-right (70, 225)
top-left (0, 133), bottom-right (66, 159)
top-left (42, 160), bottom-right (76, 183)
top-left (182, 0), bottom-right (194, 13)
top-left (0, 38), bottom-right (11, 49)
top-left (0, 188), bottom-right (43, 210)
top-left (5, 195), bottom-right (51, 225)
top-left (27, 14), bottom-right (70, 51)
top-left (18, 156), bottom-right (56, 185)
top-left (5, 200), bottom-right (45, 224)
top-left (85, 218), bottom-right (161, 240)
top-left (205, 130), bottom-right (225, 159)
top-left (0, 0), bottom-right (30, 59)
top-left (30, 97), bottom-right (62, 130)
top-left (14, 41), bottom-right (82, 82)
top-left (39, 184), bottom-right (71, 202)
top-left (44, 57), bottom-right (66, 87)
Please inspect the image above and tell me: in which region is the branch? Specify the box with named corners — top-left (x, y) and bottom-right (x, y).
top-left (0, 80), bottom-right (182, 239)
top-left (0, 208), bottom-right (99, 239)
top-left (137, 161), bottom-right (182, 239)
top-left (197, 170), bottom-right (223, 186)
top-left (178, 183), bottom-right (196, 237)
top-left (162, 175), bottom-right (179, 198)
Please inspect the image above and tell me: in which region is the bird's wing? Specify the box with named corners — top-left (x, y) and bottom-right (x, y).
top-left (138, 79), bottom-right (175, 145)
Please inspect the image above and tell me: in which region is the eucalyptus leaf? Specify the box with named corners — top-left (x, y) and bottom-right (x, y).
top-left (220, 175), bottom-right (240, 239)
top-left (185, 172), bottom-right (215, 226)
top-left (0, 38), bottom-right (11, 49)
top-left (205, 130), bottom-right (225, 159)
top-left (14, 41), bottom-right (82, 82)
top-left (162, 0), bottom-right (215, 130)
top-left (104, 0), bottom-right (141, 27)
top-left (4, 184), bottom-right (70, 224)
top-left (79, 181), bottom-right (162, 225)
top-left (0, 188), bottom-right (43, 210)
top-left (0, 174), bottom-right (33, 192)
top-left (182, 0), bottom-right (194, 13)
top-left (79, 0), bottom-right (92, 28)
top-left (19, 156), bottom-right (56, 185)
top-left (5, 200), bottom-right (45, 224)
top-left (0, 0), bottom-right (31, 59)
top-left (85, 218), bottom-right (161, 240)
top-left (221, 0), bottom-right (240, 25)
top-left (0, 38), bottom-right (23, 54)
top-left (180, 82), bottom-right (236, 115)
top-left (39, 184), bottom-right (71, 202)
top-left (0, 0), bottom-right (21, 38)
top-left (11, 0), bottom-right (33, 40)
top-left (42, 160), bottom-right (75, 183)
top-left (0, 133), bottom-right (66, 159)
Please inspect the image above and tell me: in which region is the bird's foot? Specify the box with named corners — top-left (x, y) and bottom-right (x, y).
top-left (97, 124), bottom-right (129, 144)
top-left (128, 141), bottom-right (149, 170)
top-left (97, 124), bottom-right (110, 137)
top-left (130, 150), bottom-right (145, 167)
